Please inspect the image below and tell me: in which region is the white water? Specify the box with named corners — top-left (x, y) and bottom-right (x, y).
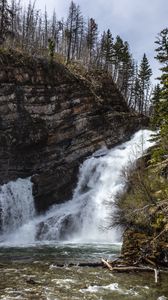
top-left (0, 178), bottom-right (35, 237)
top-left (0, 130), bottom-right (155, 246)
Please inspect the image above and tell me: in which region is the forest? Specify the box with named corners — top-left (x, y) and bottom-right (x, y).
top-left (0, 0), bottom-right (155, 115)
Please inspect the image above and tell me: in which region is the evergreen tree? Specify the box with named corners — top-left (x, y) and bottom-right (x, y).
top-left (99, 31), bottom-right (106, 67)
top-left (130, 64), bottom-right (141, 111)
top-left (102, 29), bottom-right (113, 71)
top-left (0, 0), bottom-right (13, 43)
top-left (152, 28), bottom-right (168, 162)
top-left (138, 53), bottom-right (152, 114)
top-left (155, 28), bottom-right (168, 65)
top-left (120, 41), bottom-right (134, 98)
top-left (155, 28), bottom-right (168, 120)
top-left (150, 84), bottom-right (161, 127)
top-left (86, 17), bottom-right (98, 64)
top-left (112, 35), bottom-right (125, 81)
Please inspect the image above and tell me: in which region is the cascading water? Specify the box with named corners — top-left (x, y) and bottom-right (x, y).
top-left (0, 178), bottom-right (35, 236)
top-left (0, 130), bottom-right (155, 246)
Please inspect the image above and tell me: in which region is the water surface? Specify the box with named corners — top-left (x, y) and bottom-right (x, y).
top-left (0, 243), bottom-right (168, 300)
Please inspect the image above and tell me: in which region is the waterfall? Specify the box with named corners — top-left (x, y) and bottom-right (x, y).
top-left (0, 130), bottom-right (155, 245)
top-left (0, 178), bottom-right (35, 237)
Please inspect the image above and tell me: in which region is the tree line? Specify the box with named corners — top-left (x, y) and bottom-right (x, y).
top-left (0, 0), bottom-right (152, 114)
top-left (151, 28), bottom-right (168, 162)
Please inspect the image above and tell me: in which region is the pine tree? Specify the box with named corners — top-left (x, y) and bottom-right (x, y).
top-left (152, 28), bottom-right (168, 162)
top-left (113, 35), bottom-right (125, 81)
top-left (155, 28), bottom-right (168, 65)
top-left (150, 84), bottom-right (161, 127)
top-left (138, 53), bottom-right (152, 114)
top-left (120, 41), bottom-right (134, 98)
top-left (0, 0), bottom-right (13, 44)
top-left (86, 17), bottom-right (98, 65)
top-left (155, 28), bottom-right (168, 120)
top-left (102, 29), bottom-right (113, 71)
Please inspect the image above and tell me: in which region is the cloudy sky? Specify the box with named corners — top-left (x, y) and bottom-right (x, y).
top-left (32, 0), bottom-right (168, 84)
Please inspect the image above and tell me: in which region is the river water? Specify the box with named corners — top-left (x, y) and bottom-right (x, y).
top-left (0, 130), bottom-right (168, 299)
top-left (0, 243), bottom-right (168, 300)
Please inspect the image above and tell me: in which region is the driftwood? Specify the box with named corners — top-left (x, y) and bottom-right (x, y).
top-left (54, 262), bottom-right (103, 268)
top-left (102, 262), bottom-right (154, 273)
top-left (52, 258), bottom-right (168, 285)
top-left (154, 268), bottom-right (160, 283)
top-left (101, 258), bottom-right (162, 283)
top-left (101, 258), bottom-right (113, 270)
top-left (143, 257), bottom-right (156, 266)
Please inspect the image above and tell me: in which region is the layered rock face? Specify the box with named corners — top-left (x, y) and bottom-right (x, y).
top-left (0, 51), bottom-right (148, 212)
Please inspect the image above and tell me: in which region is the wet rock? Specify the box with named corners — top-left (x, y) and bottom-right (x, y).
top-left (36, 213), bottom-right (80, 240)
top-left (26, 277), bottom-right (38, 284)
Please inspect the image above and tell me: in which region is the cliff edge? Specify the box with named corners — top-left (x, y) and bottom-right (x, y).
top-left (0, 50), bottom-right (148, 211)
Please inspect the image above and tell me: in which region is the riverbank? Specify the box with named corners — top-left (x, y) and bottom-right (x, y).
top-left (114, 148), bottom-right (168, 268)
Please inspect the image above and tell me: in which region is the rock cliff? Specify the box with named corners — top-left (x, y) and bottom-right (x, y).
top-left (0, 50), bottom-right (148, 212)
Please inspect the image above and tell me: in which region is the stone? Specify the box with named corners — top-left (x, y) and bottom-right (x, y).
top-left (0, 51), bottom-right (148, 212)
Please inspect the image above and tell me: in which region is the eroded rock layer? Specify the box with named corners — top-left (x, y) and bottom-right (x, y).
top-left (0, 51), bottom-right (148, 211)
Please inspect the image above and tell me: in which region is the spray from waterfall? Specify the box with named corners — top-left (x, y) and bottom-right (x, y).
top-left (0, 130), bottom-right (155, 245)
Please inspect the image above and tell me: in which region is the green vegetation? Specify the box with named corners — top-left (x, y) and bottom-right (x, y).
top-left (112, 27), bottom-right (168, 266)
top-left (114, 27), bottom-right (168, 228)
top-left (112, 151), bottom-right (168, 265)
top-left (151, 28), bottom-right (168, 164)
top-left (112, 158), bottom-right (168, 230)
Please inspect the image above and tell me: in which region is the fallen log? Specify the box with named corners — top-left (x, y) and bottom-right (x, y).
top-left (143, 257), bottom-right (156, 266)
top-left (101, 259), bottom-right (154, 272)
top-left (54, 262), bottom-right (103, 268)
top-left (78, 262), bottom-right (103, 267)
top-left (107, 265), bottom-right (154, 272)
top-left (101, 258), bottom-right (113, 271)
top-left (101, 258), bottom-right (161, 283)
top-left (102, 258), bottom-right (151, 272)
top-left (51, 259), bottom-right (168, 278)
top-left (111, 265), bottom-right (161, 284)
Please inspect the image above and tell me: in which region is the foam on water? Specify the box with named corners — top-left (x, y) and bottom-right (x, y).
top-left (80, 283), bottom-right (139, 296)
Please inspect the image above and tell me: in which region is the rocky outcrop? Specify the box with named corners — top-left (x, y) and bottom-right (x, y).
top-left (0, 50), bottom-right (148, 212)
